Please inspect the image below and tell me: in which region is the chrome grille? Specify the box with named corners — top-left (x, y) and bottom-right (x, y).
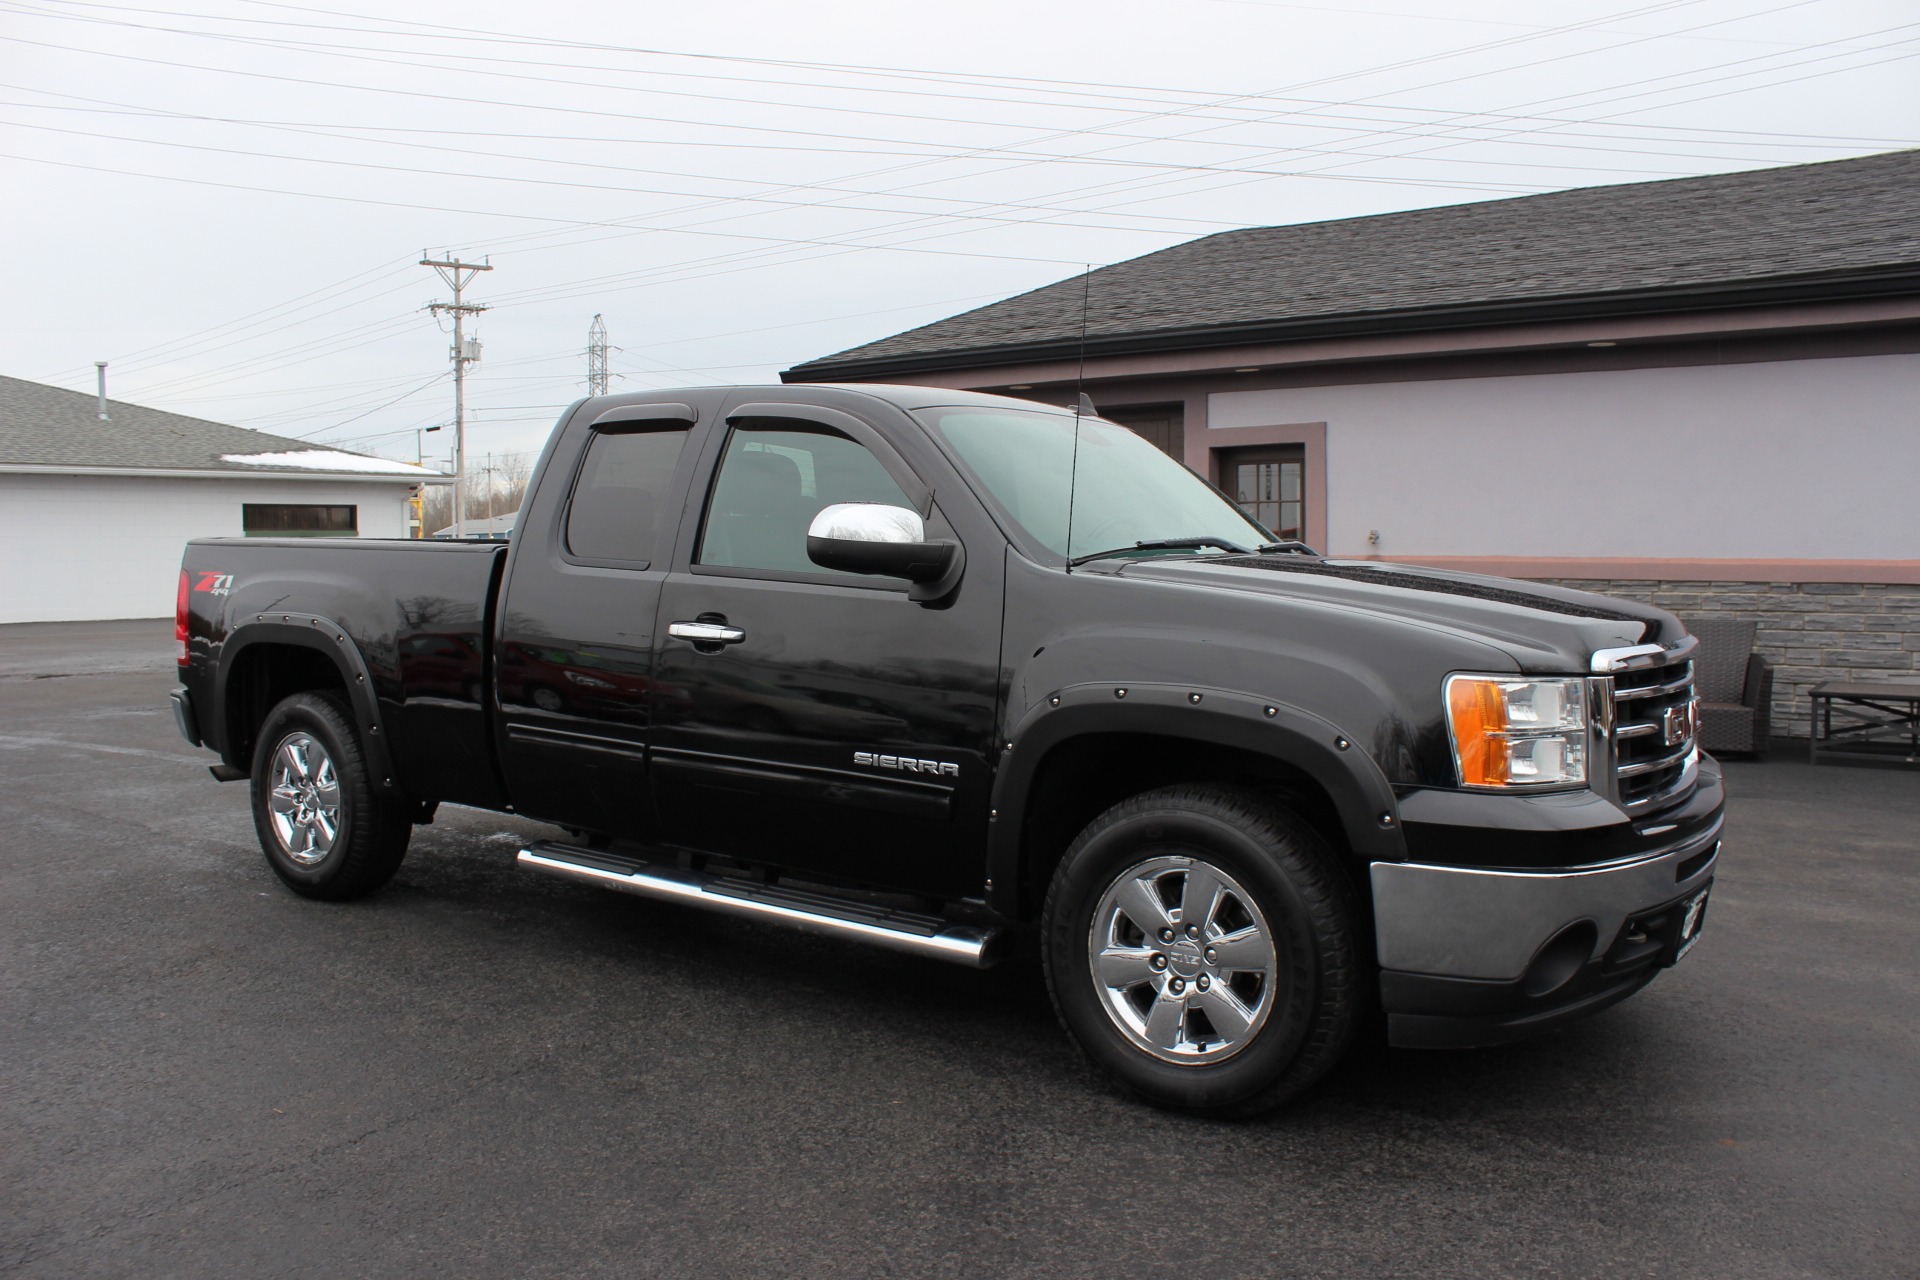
top-left (1602, 650), bottom-right (1699, 811)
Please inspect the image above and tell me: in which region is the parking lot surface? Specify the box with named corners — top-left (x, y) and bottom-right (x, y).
top-left (3, 619), bottom-right (1916, 1278)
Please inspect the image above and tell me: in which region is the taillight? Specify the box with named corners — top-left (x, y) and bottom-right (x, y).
top-left (176, 569), bottom-right (191, 665)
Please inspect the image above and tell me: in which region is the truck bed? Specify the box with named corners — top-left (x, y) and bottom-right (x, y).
top-left (181, 537), bottom-right (510, 809)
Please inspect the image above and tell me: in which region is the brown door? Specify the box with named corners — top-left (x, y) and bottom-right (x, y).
top-left (1100, 404), bottom-right (1184, 459)
top-left (1221, 446), bottom-right (1305, 542)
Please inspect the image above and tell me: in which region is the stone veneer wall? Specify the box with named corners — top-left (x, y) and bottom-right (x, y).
top-left (1525, 579), bottom-right (1920, 740)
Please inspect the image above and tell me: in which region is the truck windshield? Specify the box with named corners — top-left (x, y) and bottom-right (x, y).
top-left (915, 405), bottom-right (1271, 562)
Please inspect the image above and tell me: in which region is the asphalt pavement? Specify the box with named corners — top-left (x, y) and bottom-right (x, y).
top-left (3, 619), bottom-right (1916, 1279)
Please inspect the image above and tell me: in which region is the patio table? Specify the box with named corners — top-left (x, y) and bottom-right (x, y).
top-left (1809, 680), bottom-right (1920, 767)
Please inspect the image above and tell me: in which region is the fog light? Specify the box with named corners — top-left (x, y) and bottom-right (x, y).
top-left (1523, 920), bottom-right (1598, 997)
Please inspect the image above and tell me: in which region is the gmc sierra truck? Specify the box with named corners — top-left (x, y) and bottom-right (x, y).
top-left (171, 384), bottom-right (1721, 1116)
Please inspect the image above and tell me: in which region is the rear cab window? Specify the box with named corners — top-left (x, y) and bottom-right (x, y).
top-left (565, 427), bottom-right (690, 565)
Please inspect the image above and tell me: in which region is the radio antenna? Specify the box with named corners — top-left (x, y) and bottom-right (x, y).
top-left (1063, 264), bottom-right (1092, 572)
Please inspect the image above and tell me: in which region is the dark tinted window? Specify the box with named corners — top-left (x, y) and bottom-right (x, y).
top-left (566, 427), bottom-right (688, 562)
top-left (243, 504), bottom-right (356, 536)
top-left (697, 424), bottom-right (912, 576)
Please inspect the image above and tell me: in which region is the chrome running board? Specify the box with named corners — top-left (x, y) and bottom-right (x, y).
top-left (516, 841), bottom-right (1005, 969)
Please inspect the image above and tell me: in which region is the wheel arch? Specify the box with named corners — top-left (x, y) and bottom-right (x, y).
top-left (988, 683), bottom-right (1405, 919)
top-left (216, 616), bottom-right (401, 796)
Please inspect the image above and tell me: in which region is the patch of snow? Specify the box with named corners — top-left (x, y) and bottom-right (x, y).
top-left (221, 449), bottom-right (441, 475)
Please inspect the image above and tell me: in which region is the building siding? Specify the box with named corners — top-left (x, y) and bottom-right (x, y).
top-left (1208, 352), bottom-right (1920, 561)
top-left (0, 473), bottom-right (412, 624)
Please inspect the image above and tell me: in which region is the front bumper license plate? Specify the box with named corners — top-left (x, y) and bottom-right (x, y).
top-left (1673, 881), bottom-right (1711, 963)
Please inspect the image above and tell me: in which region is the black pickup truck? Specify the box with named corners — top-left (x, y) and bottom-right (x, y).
top-left (172, 383), bottom-right (1722, 1116)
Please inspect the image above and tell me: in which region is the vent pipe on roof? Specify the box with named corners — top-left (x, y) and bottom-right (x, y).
top-left (94, 362), bottom-right (110, 421)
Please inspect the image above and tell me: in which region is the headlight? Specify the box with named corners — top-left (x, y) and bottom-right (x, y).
top-left (1445, 675), bottom-right (1589, 789)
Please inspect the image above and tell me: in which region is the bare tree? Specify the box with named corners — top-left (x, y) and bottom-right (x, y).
top-left (419, 450), bottom-right (535, 537)
top-left (495, 451), bottom-right (534, 516)
top-left (420, 482), bottom-right (453, 538)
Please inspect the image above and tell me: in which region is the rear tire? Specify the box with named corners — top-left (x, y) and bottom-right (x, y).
top-left (249, 691), bottom-right (411, 900)
top-left (1041, 784), bottom-right (1364, 1118)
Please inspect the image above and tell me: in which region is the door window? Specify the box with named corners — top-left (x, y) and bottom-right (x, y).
top-left (565, 426), bottom-right (689, 563)
top-left (697, 423), bottom-right (914, 577)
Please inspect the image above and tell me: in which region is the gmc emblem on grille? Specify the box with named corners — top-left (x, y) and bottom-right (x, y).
top-left (854, 751), bottom-right (960, 778)
top-left (1662, 701), bottom-right (1697, 747)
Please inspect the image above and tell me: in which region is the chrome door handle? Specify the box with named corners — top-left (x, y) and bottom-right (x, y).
top-left (668, 621), bottom-right (746, 645)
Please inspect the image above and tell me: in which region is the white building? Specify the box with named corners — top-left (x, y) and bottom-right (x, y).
top-left (0, 374), bottom-right (447, 624)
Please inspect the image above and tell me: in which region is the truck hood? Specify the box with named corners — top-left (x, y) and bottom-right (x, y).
top-left (1114, 554), bottom-right (1682, 674)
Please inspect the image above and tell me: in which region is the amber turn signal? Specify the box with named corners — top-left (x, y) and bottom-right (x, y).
top-left (1444, 675), bottom-right (1589, 789)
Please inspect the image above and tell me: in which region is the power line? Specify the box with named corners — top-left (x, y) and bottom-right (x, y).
top-left (15, 0), bottom-right (1910, 432)
top-left (264, 370), bottom-right (448, 434)
top-left (3, 0), bottom-right (1873, 311)
top-left (782, 9), bottom-right (1917, 267)
top-left (453, 0), bottom-right (1861, 302)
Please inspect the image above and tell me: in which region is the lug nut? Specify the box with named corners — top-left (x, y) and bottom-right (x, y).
top-left (1150, 953), bottom-right (1167, 970)
top-left (1185, 924), bottom-right (1201, 940)
top-left (1197, 974), bottom-right (1211, 991)
top-left (1203, 946), bottom-right (1217, 963)
top-left (1168, 978), bottom-right (1186, 995)
top-left (1159, 928), bottom-right (1176, 943)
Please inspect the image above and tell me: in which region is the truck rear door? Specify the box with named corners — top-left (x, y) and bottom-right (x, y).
top-left (493, 400), bottom-right (712, 837)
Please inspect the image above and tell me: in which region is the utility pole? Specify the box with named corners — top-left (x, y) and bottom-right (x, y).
top-left (421, 254), bottom-right (492, 537)
top-left (587, 313), bottom-right (609, 396)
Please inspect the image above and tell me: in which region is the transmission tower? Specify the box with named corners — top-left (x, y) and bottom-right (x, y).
top-left (587, 314), bottom-right (609, 396)
top-left (421, 253), bottom-right (493, 537)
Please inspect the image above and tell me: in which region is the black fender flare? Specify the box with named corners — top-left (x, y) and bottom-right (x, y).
top-left (215, 612), bottom-right (402, 796)
top-left (985, 681), bottom-right (1406, 917)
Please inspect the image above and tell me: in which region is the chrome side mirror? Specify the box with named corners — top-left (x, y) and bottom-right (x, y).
top-left (806, 502), bottom-right (964, 603)
top-left (807, 502), bottom-right (926, 545)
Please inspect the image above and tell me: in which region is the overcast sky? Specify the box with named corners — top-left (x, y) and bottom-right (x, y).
top-left (4, 0), bottom-right (1917, 466)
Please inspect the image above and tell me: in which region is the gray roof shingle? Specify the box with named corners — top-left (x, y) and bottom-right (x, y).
top-left (0, 374), bottom-right (432, 477)
top-left (787, 149), bottom-right (1920, 378)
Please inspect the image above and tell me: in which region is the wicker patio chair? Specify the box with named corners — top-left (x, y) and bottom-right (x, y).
top-left (1684, 617), bottom-right (1773, 757)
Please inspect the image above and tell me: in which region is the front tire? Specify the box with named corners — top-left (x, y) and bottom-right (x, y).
top-left (1041, 785), bottom-right (1365, 1117)
top-left (249, 691), bottom-right (411, 900)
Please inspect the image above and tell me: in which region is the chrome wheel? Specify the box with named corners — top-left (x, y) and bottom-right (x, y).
top-left (1088, 854), bottom-right (1276, 1065)
top-left (266, 731), bottom-right (341, 866)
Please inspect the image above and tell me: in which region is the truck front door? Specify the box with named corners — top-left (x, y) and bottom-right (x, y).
top-left (649, 404), bottom-right (1002, 900)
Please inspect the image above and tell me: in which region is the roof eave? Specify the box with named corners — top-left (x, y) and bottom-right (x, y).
top-left (782, 264), bottom-right (1920, 382)
top-left (0, 463), bottom-right (450, 483)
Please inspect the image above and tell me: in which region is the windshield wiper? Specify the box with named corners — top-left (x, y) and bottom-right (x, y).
top-left (1068, 536), bottom-right (1251, 568)
top-left (1257, 539), bottom-right (1320, 556)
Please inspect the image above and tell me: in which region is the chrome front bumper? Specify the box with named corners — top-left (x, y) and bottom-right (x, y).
top-left (1369, 818), bottom-right (1722, 982)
